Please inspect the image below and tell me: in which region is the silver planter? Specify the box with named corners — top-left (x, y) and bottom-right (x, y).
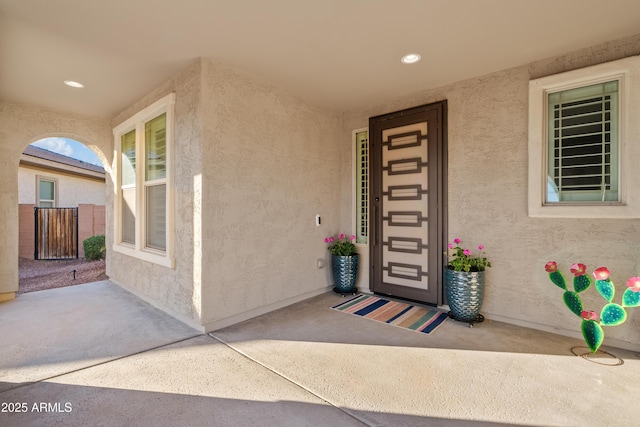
top-left (445, 269), bottom-right (485, 322)
top-left (332, 254), bottom-right (359, 293)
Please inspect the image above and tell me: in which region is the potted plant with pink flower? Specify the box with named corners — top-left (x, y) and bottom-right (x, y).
top-left (445, 238), bottom-right (491, 325)
top-left (324, 233), bottom-right (358, 295)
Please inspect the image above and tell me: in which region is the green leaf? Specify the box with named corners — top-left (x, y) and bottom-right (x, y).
top-left (581, 320), bottom-right (604, 353)
top-left (549, 271), bottom-right (566, 290)
top-left (600, 303), bottom-right (627, 326)
top-left (563, 291), bottom-right (583, 317)
top-left (622, 288), bottom-right (640, 307)
top-left (595, 279), bottom-right (615, 302)
top-left (573, 274), bottom-right (591, 293)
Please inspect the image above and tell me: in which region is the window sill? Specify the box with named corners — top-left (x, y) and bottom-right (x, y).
top-left (113, 243), bottom-right (175, 269)
top-left (528, 203), bottom-right (640, 219)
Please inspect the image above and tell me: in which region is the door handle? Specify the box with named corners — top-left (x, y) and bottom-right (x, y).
top-left (373, 205), bottom-right (379, 246)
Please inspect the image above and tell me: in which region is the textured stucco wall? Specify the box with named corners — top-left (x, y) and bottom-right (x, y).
top-left (18, 166), bottom-right (106, 206)
top-left (107, 60), bottom-right (204, 330)
top-left (106, 58), bottom-right (344, 330)
top-left (199, 59), bottom-right (342, 329)
top-left (342, 34), bottom-right (640, 349)
top-left (0, 102), bottom-right (111, 295)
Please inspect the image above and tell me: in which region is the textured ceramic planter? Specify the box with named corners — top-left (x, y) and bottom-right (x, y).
top-left (332, 254), bottom-right (359, 293)
top-left (445, 268), bottom-right (485, 322)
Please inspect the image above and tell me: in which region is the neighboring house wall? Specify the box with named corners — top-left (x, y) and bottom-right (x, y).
top-left (17, 146), bottom-right (107, 259)
top-left (18, 166), bottom-right (106, 206)
top-left (342, 33), bottom-right (640, 350)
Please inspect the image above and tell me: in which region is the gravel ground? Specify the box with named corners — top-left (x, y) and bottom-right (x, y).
top-left (18, 257), bottom-right (108, 294)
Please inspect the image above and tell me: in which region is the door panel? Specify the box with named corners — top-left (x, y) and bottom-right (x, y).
top-left (369, 102), bottom-right (446, 305)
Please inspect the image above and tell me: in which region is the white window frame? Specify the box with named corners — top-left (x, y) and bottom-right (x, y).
top-left (528, 56), bottom-right (640, 218)
top-left (36, 175), bottom-right (57, 207)
top-left (352, 128), bottom-right (369, 245)
top-left (113, 93), bottom-right (176, 268)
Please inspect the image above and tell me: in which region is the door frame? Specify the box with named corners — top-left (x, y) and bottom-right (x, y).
top-left (368, 100), bottom-right (448, 305)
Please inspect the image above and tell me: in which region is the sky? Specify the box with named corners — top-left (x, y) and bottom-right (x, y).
top-left (30, 137), bottom-right (102, 166)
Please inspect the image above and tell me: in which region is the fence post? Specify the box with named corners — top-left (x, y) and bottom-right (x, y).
top-left (34, 207), bottom-right (38, 260)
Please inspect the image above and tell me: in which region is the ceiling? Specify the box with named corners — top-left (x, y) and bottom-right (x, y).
top-left (2, 0), bottom-right (640, 119)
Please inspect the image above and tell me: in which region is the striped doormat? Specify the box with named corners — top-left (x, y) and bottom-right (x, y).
top-left (331, 294), bottom-right (447, 335)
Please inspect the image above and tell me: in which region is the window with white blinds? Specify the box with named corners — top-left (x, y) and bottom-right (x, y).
top-left (354, 130), bottom-right (368, 244)
top-left (144, 113), bottom-right (167, 250)
top-left (121, 129), bottom-right (136, 244)
top-left (547, 81), bottom-right (619, 203)
top-left (113, 93), bottom-right (175, 268)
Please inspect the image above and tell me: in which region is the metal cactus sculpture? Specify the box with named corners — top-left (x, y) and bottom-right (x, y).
top-left (545, 262), bottom-right (640, 353)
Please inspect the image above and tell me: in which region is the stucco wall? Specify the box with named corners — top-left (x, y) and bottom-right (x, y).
top-left (199, 59), bottom-right (343, 330)
top-left (342, 34), bottom-right (640, 350)
top-left (18, 166), bottom-right (106, 206)
top-left (107, 60), bottom-right (204, 330)
top-left (105, 58), bottom-right (344, 331)
top-left (0, 102), bottom-right (112, 295)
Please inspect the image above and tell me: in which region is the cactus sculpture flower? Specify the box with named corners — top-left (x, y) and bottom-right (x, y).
top-left (545, 261), bottom-right (640, 353)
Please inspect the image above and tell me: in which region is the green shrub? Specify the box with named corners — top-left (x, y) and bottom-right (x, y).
top-left (83, 235), bottom-right (106, 260)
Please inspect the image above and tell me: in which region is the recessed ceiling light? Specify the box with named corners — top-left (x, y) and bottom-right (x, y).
top-left (401, 53), bottom-right (421, 64)
top-left (64, 80), bottom-right (85, 88)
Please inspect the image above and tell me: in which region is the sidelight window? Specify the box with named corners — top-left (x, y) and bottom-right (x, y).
top-left (353, 129), bottom-right (369, 244)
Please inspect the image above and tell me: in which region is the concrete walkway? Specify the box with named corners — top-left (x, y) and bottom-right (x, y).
top-left (1, 281), bottom-right (639, 426)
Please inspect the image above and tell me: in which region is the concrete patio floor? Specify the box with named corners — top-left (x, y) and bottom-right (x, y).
top-left (1, 281), bottom-right (638, 426)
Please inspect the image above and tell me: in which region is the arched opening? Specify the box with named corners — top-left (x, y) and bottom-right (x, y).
top-left (17, 136), bottom-right (110, 294)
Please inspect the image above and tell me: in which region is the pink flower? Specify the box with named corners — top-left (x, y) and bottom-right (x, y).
top-left (626, 277), bottom-right (640, 292)
top-left (581, 310), bottom-right (599, 321)
top-left (328, 237), bottom-right (335, 243)
top-left (448, 243), bottom-right (453, 249)
top-left (453, 238), bottom-right (461, 244)
top-left (350, 235), bottom-right (356, 241)
top-left (478, 245), bottom-right (484, 251)
top-left (463, 249), bottom-right (471, 256)
top-left (545, 261), bottom-right (557, 273)
top-left (324, 237), bottom-right (329, 243)
top-left (570, 263), bottom-right (587, 277)
top-left (593, 267), bottom-right (610, 281)
top-left (339, 233), bottom-right (345, 240)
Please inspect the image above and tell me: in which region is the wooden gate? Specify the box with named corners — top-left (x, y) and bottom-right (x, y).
top-left (35, 207), bottom-right (78, 260)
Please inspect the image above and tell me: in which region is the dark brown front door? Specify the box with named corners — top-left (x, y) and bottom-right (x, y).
top-left (369, 101), bottom-right (447, 305)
